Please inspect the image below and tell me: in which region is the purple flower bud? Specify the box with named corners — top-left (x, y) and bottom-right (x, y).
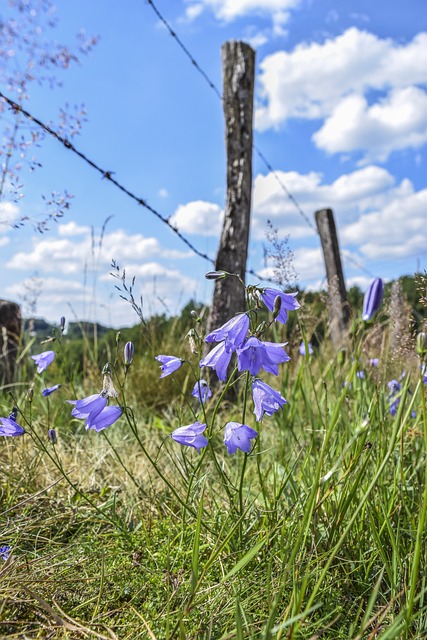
top-left (369, 358), bottom-right (379, 367)
top-left (31, 350), bottom-right (55, 373)
top-left (362, 278), bottom-right (383, 321)
top-left (48, 428), bottom-right (57, 444)
top-left (205, 270), bottom-right (228, 280)
top-left (299, 342), bottom-right (313, 356)
top-left (60, 316), bottom-right (66, 331)
top-left (124, 341), bottom-right (134, 365)
top-left (42, 384), bottom-right (61, 397)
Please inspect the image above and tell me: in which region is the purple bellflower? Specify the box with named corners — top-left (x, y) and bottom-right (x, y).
top-left (362, 278), bottom-right (383, 321)
top-left (199, 341), bottom-right (233, 382)
top-left (171, 421), bottom-right (208, 452)
top-left (299, 342), bottom-right (313, 356)
top-left (42, 384), bottom-right (61, 397)
top-left (0, 415), bottom-right (25, 436)
top-left (224, 422), bottom-right (258, 454)
top-left (0, 545), bottom-right (10, 561)
top-left (155, 355), bottom-right (182, 378)
top-left (260, 288), bottom-right (300, 324)
top-left (48, 428), bottom-right (57, 444)
top-left (192, 379), bottom-right (212, 404)
top-left (237, 337), bottom-right (290, 376)
top-left (369, 358), bottom-right (379, 367)
top-left (31, 350), bottom-right (55, 373)
top-left (205, 313), bottom-right (249, 352)
top-left (252, 379), bottom-right (287, 422)
top-left (68, 393), bottom-right (122, 431)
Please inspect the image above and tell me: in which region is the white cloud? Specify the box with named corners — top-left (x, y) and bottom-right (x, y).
top-left (0, 201), bottom-right (20, 232)
top-left (170, 200), bottom-right (223, 236)
top-left (252, 165), bottom-right (401, 240)
top-left (6, 227), bottom-right (191, 273)
top-left (313, 87), bottom-right (427, 162)
top-left (341, 188), bottom-right (427, 259)
top-left (256, 28), bottom-right (427, 148)
top-left (185, 0), bottom-right (300, 24)
top-left (0, 236), bottom-right (10, 247)
top-left (58, 221), bottom-right (91, 236)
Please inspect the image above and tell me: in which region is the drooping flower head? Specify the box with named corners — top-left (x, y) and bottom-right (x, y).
top-left (86, 406), bottom-right (123, 432)
top-left (31, 350), bottom-right (55, 373)
top-left (199, 341), bottom-right (232, 382)
top-left (67, 393), bottom-right (122, 432)
top-left (42, 384), bottom-right (61, 397)
top-left (223, 422), bottom-right (258, 454)
top-left (362, 278), bottom-right (383, 321)
top-left (252, 379), bottom-right (287, 422)
top-left (260, 288), bottom-right (300, 324)
top-left (155, 355), bottom-right (182, 378)
top-left (171, 421), bottom-right (208, 452)
top-left (191, 379), bottom-right (212, 404)
top-left (0, 415), bottom-right (25, 437)
top-left (237, 337), bottom-right (290, 376)
top-left (205, 313), bottom-right (249, 352)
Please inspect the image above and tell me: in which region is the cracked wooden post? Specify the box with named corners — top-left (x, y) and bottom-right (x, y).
top-left (315, 208), bottom-right (350, 345)
top-left (206, 41), bottom-right (255, 336)
top-left (0, 300), bottom-right (22, 388)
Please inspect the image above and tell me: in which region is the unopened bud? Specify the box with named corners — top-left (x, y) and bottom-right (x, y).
top-left (124, 341), bottom-right (134, 365)
top-left (8, 407), bottom-right (19, 421)
top-left (337, 348), bottom-right (346, 367)
top-left (116, 331), bottom-right (122, 346)
top-left (205, 270), bottom-right (228, 280)
top-left (48, 428), bottom-right (57, 444)
top-left (416, 332), bottom-right (427, 357)
top-left (60, 316), bottom-right (66, 332)
top-left (190, 310), bottom-right (200, 322)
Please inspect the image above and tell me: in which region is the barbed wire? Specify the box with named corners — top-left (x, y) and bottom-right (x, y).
top-left (144, 0), bottom-right (376, 279)
top-left (0, 90), bottom-right (215, 267)
top-left (0, 91), bottom-right (284, 285)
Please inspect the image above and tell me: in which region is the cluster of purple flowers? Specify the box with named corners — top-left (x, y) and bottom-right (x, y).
top-left (156, 286), bottom-right (299, 455)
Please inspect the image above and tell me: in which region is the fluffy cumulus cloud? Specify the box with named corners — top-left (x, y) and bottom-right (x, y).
top-left (185, 0), bottom-right (300, 25)
top-left (6, 225), bottom-right (191, 273)
top-left (313, 87), bottom-right (427, 162)
top-left (169, 200), bottom-right (223, 236)
top-left (251, 165), bottom-right (427, 272)
top-left (252, 165), bottom-right (401, 239)
top-left (4, 223), bottom-right (201, 325)
top-left (256, 28), bottom-right (427, 159)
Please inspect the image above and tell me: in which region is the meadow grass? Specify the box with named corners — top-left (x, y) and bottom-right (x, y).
top-left (0, 301), bottom-right (426, 639)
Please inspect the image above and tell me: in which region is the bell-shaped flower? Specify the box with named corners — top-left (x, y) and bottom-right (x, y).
top-left (252, 379), bottom-right (287, 422)
top-left (237, 337), bottom-right (290, 376)
top-left (0, 545), bottom-right (10, 561)
top-left (31, 350), bottom-right (55, 373)
top-left (155, 355), bottom-right (182, 378)
top-left (205, 313), bottom-right (249, 352)
top-left (86, 406), bottom-right (123, 432)
top-left (199, 341), bottom-right (233, 382)
top-left (0, 415), bottom-right (25, 436)
top-left (68, 393), bottom-right (108, 421)
top-left (260, 288), bottom-right (300, 324)
top-left (191, 379), bottom-right (212, 404)
top-left (362, 278), bottom-right (383, 321)
top-left (42, 384), bottom-right (61, 397)
top-left (223, 422), bottom-right (258, 454)
top-left (171, 421), bottom-right (208, 452)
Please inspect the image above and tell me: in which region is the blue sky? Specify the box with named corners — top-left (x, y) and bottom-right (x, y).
top-left (0, 0), bottom-right (426, 326)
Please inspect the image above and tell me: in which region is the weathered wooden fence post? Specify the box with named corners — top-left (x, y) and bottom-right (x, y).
top-left (0, 299), bottom-right (22, 387)
top-left (206, 41), bottom-right (255, 334)
top-left (315, 208), bottom-right (350, 345)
